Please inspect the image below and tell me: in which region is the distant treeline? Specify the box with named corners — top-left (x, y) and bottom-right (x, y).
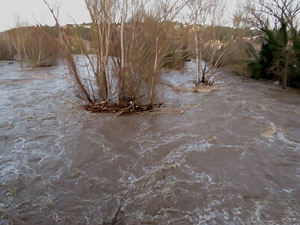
top-left (0, 23), bottom-right (252, 68)
top-left (0, 26), bottom-right (59, 67)
top-left (1, 21), bottom-right (299, 89)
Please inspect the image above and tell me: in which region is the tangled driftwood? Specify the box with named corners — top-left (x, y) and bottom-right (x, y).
top-left (84, 101), bottom-right (164, 116)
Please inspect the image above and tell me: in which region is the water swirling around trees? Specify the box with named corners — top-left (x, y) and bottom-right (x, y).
top-left (0, 60), bottom-right (300, 224)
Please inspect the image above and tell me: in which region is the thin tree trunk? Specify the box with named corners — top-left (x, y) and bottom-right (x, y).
top-left (43, 0), bottom-right (92, 103)
top-left (60, 31), bottom-right (93, 103)
top-left (66, 53), bottom-right (93, 103)
top-left (194, 16), bottom-right (200, 86)
top-left (18, 51), bottom-right (23, 69)
top-left (119, 0), bottom-right (126, 104)
top-left (149, 37), bottom-right (159, 107)
top-left (36, 38), bottom-right (42, 66)
top-left (282, 53), bottom-right (288, 89)
top-left (195, 34), bottom-right (200, 85)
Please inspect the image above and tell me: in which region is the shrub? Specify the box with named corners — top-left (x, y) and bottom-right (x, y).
top-left (24, 27), bottom-right (60, 67)
top-left (219, 39), bottom-right (255, 77)
top-left (0, 34), bottom-right (13, 60)
top-left (44, 0), bottom-right (188, 109)
top-left (7, 27), bottom-right (59, 67)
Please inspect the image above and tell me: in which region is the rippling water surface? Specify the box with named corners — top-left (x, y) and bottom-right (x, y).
top-left (0, 60), bottom-right (300, 225)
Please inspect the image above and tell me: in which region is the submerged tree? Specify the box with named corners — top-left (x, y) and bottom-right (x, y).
top-left (4, 15), bottom-right (59, 68)
top-left (8, 26), bottom-right (59, 68)
top-left (43, 0), bottom-right (187, 112)
top-left (9, 17), bottom-right (28, 68)
top-left (0, 33), bottom-right (13, 60)
top-left (187, 0), bottom-right (229, 86)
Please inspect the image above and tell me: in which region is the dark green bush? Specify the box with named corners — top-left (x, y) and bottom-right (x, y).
top-left (248, 22), bottom-right (300, 89)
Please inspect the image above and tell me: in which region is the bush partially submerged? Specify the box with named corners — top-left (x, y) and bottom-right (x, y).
top-left (44, 0), bottom-right (188, 112)
top-left (0, 34), bottom-right (14, 60)
top-left (7, 26), bottom-right (59, 68)
top-left (218, 39), bottom-right (255, 77)
top-left (23, 27), bottom-right (60, 67)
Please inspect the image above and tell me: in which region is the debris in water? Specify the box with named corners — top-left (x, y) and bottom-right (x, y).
top-left (175, 84), bottom-right (219, 93)
top-left (206, 136), bottom-right (217, 142)
top-left (259, 105), bottom-right (267, 111)
top-left (261, 125), bottom-right (277, 138)
top-left (31, 74), bottom-right (55, 79)
top-left (67, 101), bottom-right (82, 109)
top-left (84, 101), bottom-right (163, 115)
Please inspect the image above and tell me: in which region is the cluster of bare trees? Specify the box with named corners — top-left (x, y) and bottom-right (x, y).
top-left (187, 0), bottom-right (231, 86)
top-left (15, 27), bottom-right (59, 68)
top-left (44, 0), bottom-right (191, 109)
top-left (0, 24), bottom-right (59, 68)
top-left (42, 0), bottom-right (234, 110)
top-left (1, 0), bottom-right (298, 112)
top-left (0, 15), bottom-right (59, 68)
top-left (245, 0), bottom-right (300, 31)
top-left (0, 33), bottom-right (13, 60)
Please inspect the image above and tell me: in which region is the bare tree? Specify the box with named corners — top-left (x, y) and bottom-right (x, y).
top-left (43, 0), bottom-right (93, 103)
top-left (147, 0), bottom-right (188, 105)
top-left (188, 0), bottom-right (211, 85)
top-left (9, 16), bottom-right (29, 68)
top-left (84, 0), bottom-right (120, 102)
top-left (245, 0), bottom-right (300, 31)
top-left (113, 0), bottom-right (188, 106)
top-left (233, 0), bottom-right (251, 29)
top-left (43, 0), bottom-right (188, 112)
top-left (24, 27), bottom-right (59, 67)
top-left (188, 0), bottom-right (229, 86)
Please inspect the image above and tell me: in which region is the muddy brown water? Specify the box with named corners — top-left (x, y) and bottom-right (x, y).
top-left (0, 60), bottom-right (300, 225)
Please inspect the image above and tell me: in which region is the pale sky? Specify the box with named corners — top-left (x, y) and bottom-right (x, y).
top-left (0, 0), bottom-right (237, 32)
top-left (0, 0), bottom-right (91, 31)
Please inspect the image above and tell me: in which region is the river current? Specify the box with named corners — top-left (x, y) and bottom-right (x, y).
top-left (0, 60), bottom-right (300, 225)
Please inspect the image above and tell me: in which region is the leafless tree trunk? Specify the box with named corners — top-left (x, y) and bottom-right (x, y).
top-left (11, 17), bottom-right (28, 68)
top-left (43, 0), bottom-right (93, 103)
top-left (43, 0), bottom-right (188, 110)
top-left (282, 52), bottom-right (288, 89)
top-left (188, 0), bottom-right (229, 86)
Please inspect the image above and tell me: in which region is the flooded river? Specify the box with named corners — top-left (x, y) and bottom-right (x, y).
top-left (0, 60), bottom-right (300, 225)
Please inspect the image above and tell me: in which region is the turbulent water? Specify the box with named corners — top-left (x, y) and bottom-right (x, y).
top-left (0, 60), bottom-right (300, 225)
